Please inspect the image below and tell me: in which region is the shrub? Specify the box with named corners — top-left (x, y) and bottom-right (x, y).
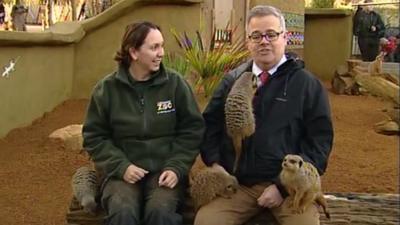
top-left (171, 28), bottom-right (248, 98)
top-left (311, 0), bottom-right (334, 8)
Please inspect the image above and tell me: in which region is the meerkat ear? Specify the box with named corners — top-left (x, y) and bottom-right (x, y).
top-left (299, 160), bottom-right (303, 168)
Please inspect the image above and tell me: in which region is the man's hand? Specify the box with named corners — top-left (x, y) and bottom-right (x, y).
top-left (371, 25), bottom-right (376, 31)
top-left (123, 164), bottom-right (149, 184)
top-left (158, 170), bottom-right (178, 188)
top-left (257, 184), bottom-right (284, 208)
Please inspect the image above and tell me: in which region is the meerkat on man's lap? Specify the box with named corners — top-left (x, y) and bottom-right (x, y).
top-left (280, 154), bottom-right (330, 219)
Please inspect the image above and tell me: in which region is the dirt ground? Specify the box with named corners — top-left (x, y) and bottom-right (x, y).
top-left (0, 87), bottom-right (398, 225)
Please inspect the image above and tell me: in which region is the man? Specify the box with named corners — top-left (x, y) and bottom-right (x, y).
top-left (353, 0), bottom-right (385, 61)
top-left (194, 5), bottom-right (333, 225)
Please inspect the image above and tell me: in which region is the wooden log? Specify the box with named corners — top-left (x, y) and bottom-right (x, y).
top-left (66, 193), bottom-right (400, 225)
top-left (349, 67), bottom-right (369, 78)
top-left (374, 73), bottom-right (399, 86)
top-left (331, 75), bottom-right (346, 95)
top-left (331, 74), bottom-right (357, 95)
top-left (355, 75), bottom-right (400, 105)
top-left (336, 65), bottom-right (349, 77)
top-left (347, 59), bottom-right (363, 72)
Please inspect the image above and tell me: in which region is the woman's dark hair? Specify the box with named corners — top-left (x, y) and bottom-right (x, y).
top-left (114, 21), bottom-right (161, 67)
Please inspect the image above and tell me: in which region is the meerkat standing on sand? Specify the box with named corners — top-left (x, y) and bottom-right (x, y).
top-left (224, 72), bottom-right (257, 172)
top-left (280, 154), bottom-right (330, 219)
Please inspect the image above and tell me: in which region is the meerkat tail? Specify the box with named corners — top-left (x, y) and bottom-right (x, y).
top-left (316, 193), bottom-right (330, 219)
top-left (81, 195), bottom-right (97, 215)
top-left (232, 136), bottom-right (242, 173)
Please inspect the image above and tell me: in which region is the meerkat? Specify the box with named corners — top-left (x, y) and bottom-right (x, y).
top-left (224, 72), bottom-right (258, 172)
top-left (10, 4), bottom-right (28, 31)
top-left (71, 166), bottom-right (99, 215)
top-left (189, 166), bottom-right (239, 211)
top-left (369, 52), bottom-right (384, 75)
top-left (279, 154), bottom-right (330, 219)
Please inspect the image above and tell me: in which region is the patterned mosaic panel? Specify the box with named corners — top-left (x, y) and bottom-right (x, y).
top-left (283, 12), bottom-right (304, 49)
top-left (286, 30), bottom-right (304, 49)
top-left (283, 12), bottom-right (304, 29)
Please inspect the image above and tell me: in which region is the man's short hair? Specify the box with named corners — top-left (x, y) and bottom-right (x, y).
top-left (246, 5), bottom-right (286, 33)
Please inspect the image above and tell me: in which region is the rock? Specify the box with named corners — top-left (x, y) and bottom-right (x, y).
top-left (49, 124), bottom-right (83, 152)
top-left (374, 120), bottom-right (399, 136)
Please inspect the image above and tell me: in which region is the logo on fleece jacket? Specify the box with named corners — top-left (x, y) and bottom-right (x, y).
top-left (157, 100), bottom-right (175, 114)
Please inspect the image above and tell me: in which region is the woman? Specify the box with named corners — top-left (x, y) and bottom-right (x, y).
top-left (82, 21), bottom-right (205, 225)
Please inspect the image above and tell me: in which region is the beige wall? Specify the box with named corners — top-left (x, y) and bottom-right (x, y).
top-left (0, 46), bottom-right (74, 137)
top-left (0, 0), bottom-right (203, 138)
top-left (0, 2), bottom-right (354, 138)
top-left (304, 9), bottom-right (353, 80)
top-left (214, 0), bottom-right (233, 29)
top-left (73, 4), bottom-right (202, 98)
top-left (250, 0), bottom-right (304, 13)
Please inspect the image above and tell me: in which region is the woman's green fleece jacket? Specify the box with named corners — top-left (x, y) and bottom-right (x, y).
top-left (82, 64), bottom-right (205, 181)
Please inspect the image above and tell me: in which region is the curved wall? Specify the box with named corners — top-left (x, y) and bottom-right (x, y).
top-left (0, 0), bottom-right (203, 137)
top-left (73, 2), bottom-right (202, 98)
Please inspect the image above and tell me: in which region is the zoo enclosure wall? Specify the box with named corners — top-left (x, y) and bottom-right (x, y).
top-left (0, 3), bottom-right (358, 139)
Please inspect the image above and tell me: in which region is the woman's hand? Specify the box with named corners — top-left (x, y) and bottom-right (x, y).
top-left (123, 164), bottom-right (149, 184)
top-left (158, 170), bottom-right (178, 188)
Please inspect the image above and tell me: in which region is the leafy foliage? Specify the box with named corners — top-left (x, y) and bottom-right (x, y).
top-left (170, 27), bottom-right (249, 98)
top-left (311, 0), bottom-right (334, 8)
top-left (163, 53), bottom-right (189, 78)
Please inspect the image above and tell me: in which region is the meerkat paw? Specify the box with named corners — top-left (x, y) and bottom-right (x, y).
top-left (290, 207), bottom-right (305, 215)
top-left (290, 208), bottom-right (300, 214)
top-left (285, 197), bottom-right (295, 207)
top-left (219, 193), bottom-right (231, 199)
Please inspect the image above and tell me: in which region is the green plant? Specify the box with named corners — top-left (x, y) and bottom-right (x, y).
top-left (311, 0), bottom-right (334, 8)
top-left (163, 53), bottom-right (189, 78)
top-left (171, 28), bottom-right (249, 98)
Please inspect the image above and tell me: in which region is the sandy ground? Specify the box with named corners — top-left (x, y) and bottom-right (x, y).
top-left (0, 88), bottom-right (398, 225)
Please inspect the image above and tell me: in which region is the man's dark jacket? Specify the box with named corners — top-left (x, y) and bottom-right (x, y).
top-left (200, 57), bottom-right (333, 194)
top-left (353, 10), bottom-right (385, 38)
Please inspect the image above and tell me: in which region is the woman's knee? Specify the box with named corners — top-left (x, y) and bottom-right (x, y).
top-left (104, 203), bottom-right (140, 225)
top-left (102, 189), bottom-right (141, 224)
top-left (143, 206), bottom-right (182, 225)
